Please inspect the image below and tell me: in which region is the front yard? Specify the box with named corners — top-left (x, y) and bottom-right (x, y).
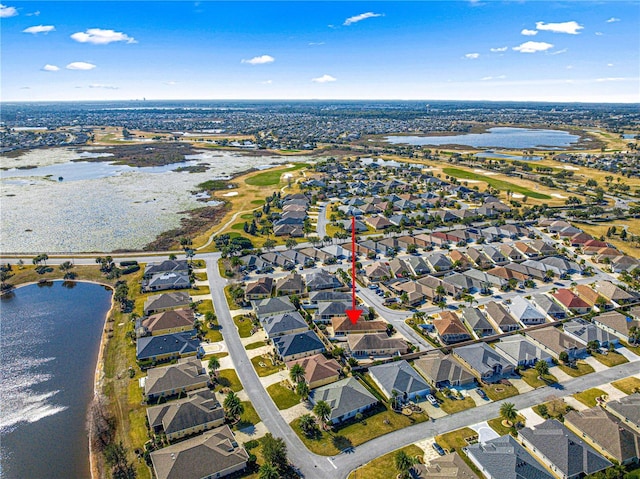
top-left (573, 388), bottom-right (607, 407)
top-left (266, 381), bottom-right (301, 410)
top-left (215, 369), bottom-right (243, 392)
top-left (233, 314), bottom-right (256, 338)
top-left (347, 445), bottom-right (424, 479)
top-left (250, 355), bottom-right (285, 377)
top-left (591, 351), bottom-right (629, 367)
top-left (481, 382), bottom-right (519, 401)
top-left (519, 369), bottom-right (558, 389)
top-left (611, 376), bottom-right (640, 395)
top-left (434, 391), bottom-right (476, 414)
top-left (435, 427), bottom-right (478, 453)
top-left (488, 414), bottom-right (526, 436)
top-left (556, 360), bottom-right (595, 378)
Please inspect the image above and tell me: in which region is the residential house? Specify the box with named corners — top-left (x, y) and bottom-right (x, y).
top-left (281, 249), bottom-right (315, 267)
top-left (508, 296), bottom-right (546, 326)
top-left (144, 291), bottom-right (191, 315)
top-left (425, 253), bottom-right (453, 273)
top-left (464, 435), bottom-right (554, 479)
top-left (136, 331), bottom-right (200, 362)
top-left (286, 354), bottom-right (341, 389)
top-left (563, 319), bottom-right (618, 348)
top-left (260, 252), bottom-right (295, 270)
top-left (433, 311), bottom-right (472, 345)
top-left (389, 258), bottom-right (412, 278)
top-left (364, 262), bottom-right (391, 283)
top-left (142, 271), bottom-right (191, 293)
top-left (150, 425), bottom-right (249, 479)
top-left (368, 360), bottom-right (431, 403)
top-left (463, 269), bottom-right (506, 291)
top-left (530, 294), bottom-right (567, 320)
top-left (331, 317), bottom-right (388, 337)
top-left (574, 284), bottom-right (611, 310)
top-left (307, 290), bottom-right (352, 306)
top-left (316, 301), bottom-right (352, 323)
top-left (413, 350), bottom-right (475, 388)
top-left (565, 407), bottom-right (640, 465)
top-left (244, 277), bottom-right (274, 301)
top-left (273, 330), bottom-right (325, 362)
top-left (611, 255), bottom-right (640, 273)
top-left (531, 240), bottom-right (557, 256)
top-left (275, 273), bottom-right (305, 296)
top-left (518, 419), bottom-right (612, 479)
top-left (137, 308), bottom-right (195, 337)
top-left (499, 244), bottom-right (524, 262)
top-left (346, 333), bottom-right (409, 359)
top-left (406, 256), bottom-right (430, 276)
top-left (460, 307), bottom-right (495, 337)
top-left (494, 335), bottom-right (553, 368)
top-left (412, 452), bottom-right (479, 479)
top-left (514, 241), bottom-right (540, 259)
top-left (485, 301), bottom-right (521, 333)
top-left (365, 215), bottom-right (394, 230)
top-left (309, 377), bottom-right (378, 425)
top-left (252, 297), bottom-right (296, 319)
top-left (262, 311), bottom-right (308, 338)
top-left (603, 394), bottom-right (640, 434)
top-left (147, 389), bottom-right (224, 442)
top-left (453, 342), bottom-right (516, 382)
top-left (526, 327), bottom-right (586, 360)
top-left (481, 246), bottom-right (508, 265)
top-left (552, 289), bottom-right (591, 314)
top-left (143, 358), bottom-right (209, 401)
top-left (305, 270), bottom-right (343, 291)
top-left (239, 254), bottom-right (272, 273)
top-left (299, 247), bottom-right (334, 265)
top-left (144, 259), bottom-right (189, 279)
top-left (466, 247), bottom-right (493, 270)
top-left (594, 280), bottom-right (636, 305)
top-left (593, 311), bottom-right (640, 343)
top-left (540, 256), bottom-right (581, 276)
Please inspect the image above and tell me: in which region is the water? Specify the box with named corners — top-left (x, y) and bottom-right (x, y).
top-left (385, 127), bottom-right (580, 149)
top-left (474, 151), bottom-right (543, 161)
top-left (0, 282), bottom-right (112, 479)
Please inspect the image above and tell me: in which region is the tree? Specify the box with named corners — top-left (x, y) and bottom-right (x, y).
top-left (394, 450), bottom-right (417, 479)
top-left (263, 239), bottom-right (276, 251)
top-left (538, 403), bottom-right (549, 418)
top-left (535, 360), bottom-right (549, 378)
top-left (261, 433), bottom-right (288, 473)
top-left (559, 351), bottom-right (570, 364)
top-left (207, 357), bottom-right (220, 379)
top-left (296, 381), bottom-right (309, 401)
top-left (500, 402), bottom-right (517, 426)
top-left (258, 463), bottom-right (279, 479)
top-left (223, 391), bottom-right (244, 422)
top-left (285, 238), bottom-right (297, 249)
top-left (298, 413), bottom-right (317, 436)
top-left (289, 363), bottom-right (306, 384)
top-left (313, 400), bottom-right (332, 429)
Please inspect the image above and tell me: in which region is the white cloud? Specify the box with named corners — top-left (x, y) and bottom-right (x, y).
top-left (595, 77), bottom-right (626, 82)
top-left (241, 55), bottom-right (275, 65)
top-left (566, 65), bottom-right (573, 69)
top-left (465, 53), bottom-right (480, 59)
top-left (23, 25), bottom-right (55, 34)
top-left (0, 4), bottom-right (18, 17)
top-left (42, 64), bottom-right (59, 71)
top-left (521, 29), bottom-right (538, 36)
top-left (513, 41), bottom-right (554, 53)
top-left (489, 47), bottom-right (508, 53)
top-left (71, 28), bottom-right (136, 44)
top-left (164, 81), bottom-right (177, 85)
top-left (550, 48), bottom-right (568, 55)
top-left (66, 61), bottom-right (96, 70)
top-left (607, 63), bottom-right (614, 67)
top-left (606, 17), bottom-right (620, 23)
top-left (343, 12), bottom-right (382, 26)
top-left (535, 21), bottom-right (584, 34)
top-left (89, 83), bottom-right (118, 89)
top-left (308, 42), bottom-right (325, 46)
top-left (26, 10), bottom-right (39, 16)
top-left (261, 80), bottom-right (273, 84)
top-left (595, 32), bottom-right (603, 36)
top-left (312, 74), bottom-right (337, 83)
top-left (481, 75), bottom-right (506, 81)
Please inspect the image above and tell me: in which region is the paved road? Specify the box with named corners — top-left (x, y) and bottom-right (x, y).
top-left (316, 203), bottom-right (328, 239)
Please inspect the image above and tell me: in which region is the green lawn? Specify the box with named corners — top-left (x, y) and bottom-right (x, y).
top-left (442, 167), bottom-right (551, 199)
top-left (189, 285), bottom-right (210, 295)
top-left (250, 355), bottom-right (284, 377)
top-left (434, 391), bottom-right (476, 414)
top-left (533, 398), bottom-right (570, 420)
top-left (245, 340), bottom-right (267, 350)
top-left (194, 272), bottom-right (208, 281)
top-left (245, 164), bottom-right (308, 186)
top-left (347, 445), bottom-right (424, 479)
top-left (266, 381), bottom-right (301, 410)
top-left (235, 401), bottom-right (261, 430)
top-left (481, 383), bottom-right (519, 401)
top-left (488, 414), bottom-right (526, 436)
top-left (250, 199), bottom-right (266, 206)
top-left (591, 351), bottom-right (629, 367)
top-left (573, 388), bottom-right (607, 407)
top-left (519, 369), bottom-right (558, 388)
top-left (621, 340), bottom-right (640, 356)
top-left (291, 404), bottom-right (429, 456)
top-left (435, 427), bottom-right (478, 453)
top-left (557, 360), bottom-right (595, 378)
top-left (215, 369), bottom-right (243, 392)
top-left (234, 315), bottom-right (255, 338)
top-left (611, 376), bottom-right (640, 395)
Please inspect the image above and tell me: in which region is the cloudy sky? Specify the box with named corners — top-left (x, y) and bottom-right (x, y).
top-left (1, 1), bottom-right (639, 102)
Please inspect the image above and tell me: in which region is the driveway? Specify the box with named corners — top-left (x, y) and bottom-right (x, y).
top-left (469, 421), bottom-right (499, 443)
top-left (509, 377), bottom-right (534, 394)
top-left (617, 344), bottom-right (640, 361)
top-left (583, 355), bottom-right (608, 373)
top-left (598, 382), bottom-right (628, 401)
top-left (519, 407), bottom-right (545, 427)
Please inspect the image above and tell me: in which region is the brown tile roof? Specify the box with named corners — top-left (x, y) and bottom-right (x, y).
top-left (434, 312), bottom-right (468, 336)
top-left (552, 288), bottom-right (590, 309)
top-left (574, 285), bottom-right (606, 307)
top-left (332, 317), bottom-right (388, 334)
top-left (286, 354), bottom-right (341, 385)
top-left (141, 308), bottom-right (195, 333)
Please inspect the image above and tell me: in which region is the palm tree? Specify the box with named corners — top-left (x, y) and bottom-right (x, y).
top-left (298, 413), bottom-right (316, 436)
top-left (534, 360), bottom-right (549, 378)
top-left (296, 381), bottom-right (309, 401)
top-left (394, 450), bottom-right (417, 479)
top-left (208, 357), bottom-right (220, 379)
top-left (289, 364), bottom-right (305, 384)
top-left (500, 402), bottom-right (518, 426)
top-left (258, 463), bottom-right (279, 479)
top-left (223, 391), bottom-right (244, 422)
top-left (313, 400), bottom-right (332, 430)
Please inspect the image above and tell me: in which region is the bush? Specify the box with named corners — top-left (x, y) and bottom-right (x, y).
top-left (121, 265), bottom-right (140, 275)
top-left (119, 260), bottom-right (139, 267)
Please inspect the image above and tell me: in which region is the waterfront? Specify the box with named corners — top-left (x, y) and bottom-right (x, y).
top-left (0, 281), bottom-right (112, 479)
top-left (385, 127), bottom-right (581, 149)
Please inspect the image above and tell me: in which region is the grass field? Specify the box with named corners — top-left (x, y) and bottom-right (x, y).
top-left (435, 427), bottom-right (478, 453)
top-left (215, 369), bottom-right (243, 392)
top-left (266, 381), bottom-right (301, 410)
top-left (235, 401), bottom-right (261, 430)
top-left (434, 392), bottom-right (476, 414)
top-left (519, 369), bottom-right (558, 388)
top-left (573, 388), bottom-right (606, 407)
top-left (250, 355), bottom-right (284, 377)
top-left (443, 167), bottom-right (551, 200)
top-left (557, 360), bottom-right (595, 378)
top-left (234, 315), bottom-right (255, 338)
top-left (245, 163), bottom-right (309, 186)
top-left (611, 376), bottom-right (640, 394)
top-left (245, 340), bottom-right (267, 350)
top-left (488, 414), bottom-right (526, 436)
top-left (481, 383), bottom-right (519, 401)
top-left (591, 351), bottom-right (629, 367)
top-left (347, 445), bottom-right (424, 479)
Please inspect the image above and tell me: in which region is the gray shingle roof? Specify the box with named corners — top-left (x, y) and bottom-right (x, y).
top-left (454, 342), bottom-right (515, 377)
top-left (262, 311), bottom-right (308, 337)
top-left (508, 296), bottom-right (546, 324)
top-left (413, 350), bottom-right (475, 387)
top-left (494, 335), bottom-right (552, 365)
top-left (273, 330), bottom-right (325, 358)
top-left (252, 297), bottom-right (296, 318)
top-left (137, 331), bottom-right (200, 361)
top-left (464, 434), bottom-right (554, 479)
top-left (144, 291), bottom-right (191, 314)
top-left (368, 360), bottom-right (430, 399)
top-left (605, 393), bottom-right (640, 430)
top-left (563, 319), bottom-right (617, 345)
top-left (310, 377), bottom-right (378, 422)
top-left (144, 358), bottom-right (208, 398)
top-left (147, 389), bottom-right (223, 436)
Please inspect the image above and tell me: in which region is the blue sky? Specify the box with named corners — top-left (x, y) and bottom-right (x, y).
top-left (2, 1), bottom-right (639, 102)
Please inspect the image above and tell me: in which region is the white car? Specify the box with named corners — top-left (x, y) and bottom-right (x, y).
top-left (426, 394), bottom-right (438, 406)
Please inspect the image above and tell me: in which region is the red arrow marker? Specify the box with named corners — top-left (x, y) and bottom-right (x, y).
top-left (345, 216), bottom-right (363, 325)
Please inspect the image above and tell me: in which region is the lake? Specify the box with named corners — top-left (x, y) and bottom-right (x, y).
top-left (385, 127), bottom-right (580, 149)
top-left (0, 281), bottom-right (112, 479)
top-left (474, 151), bottom-right (543, 161)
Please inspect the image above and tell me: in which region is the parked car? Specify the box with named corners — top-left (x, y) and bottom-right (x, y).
top-left (477, 389), bottom-right (488, 400)
top-left (426, 394), bottom-right (438, 406)
top-left (432, 442), bottom-right (445, 456)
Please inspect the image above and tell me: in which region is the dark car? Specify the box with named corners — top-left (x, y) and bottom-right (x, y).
top-left (432, 442), bottom-right (446, 456)
top-left (477, 389), bottom-right (488, 400)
